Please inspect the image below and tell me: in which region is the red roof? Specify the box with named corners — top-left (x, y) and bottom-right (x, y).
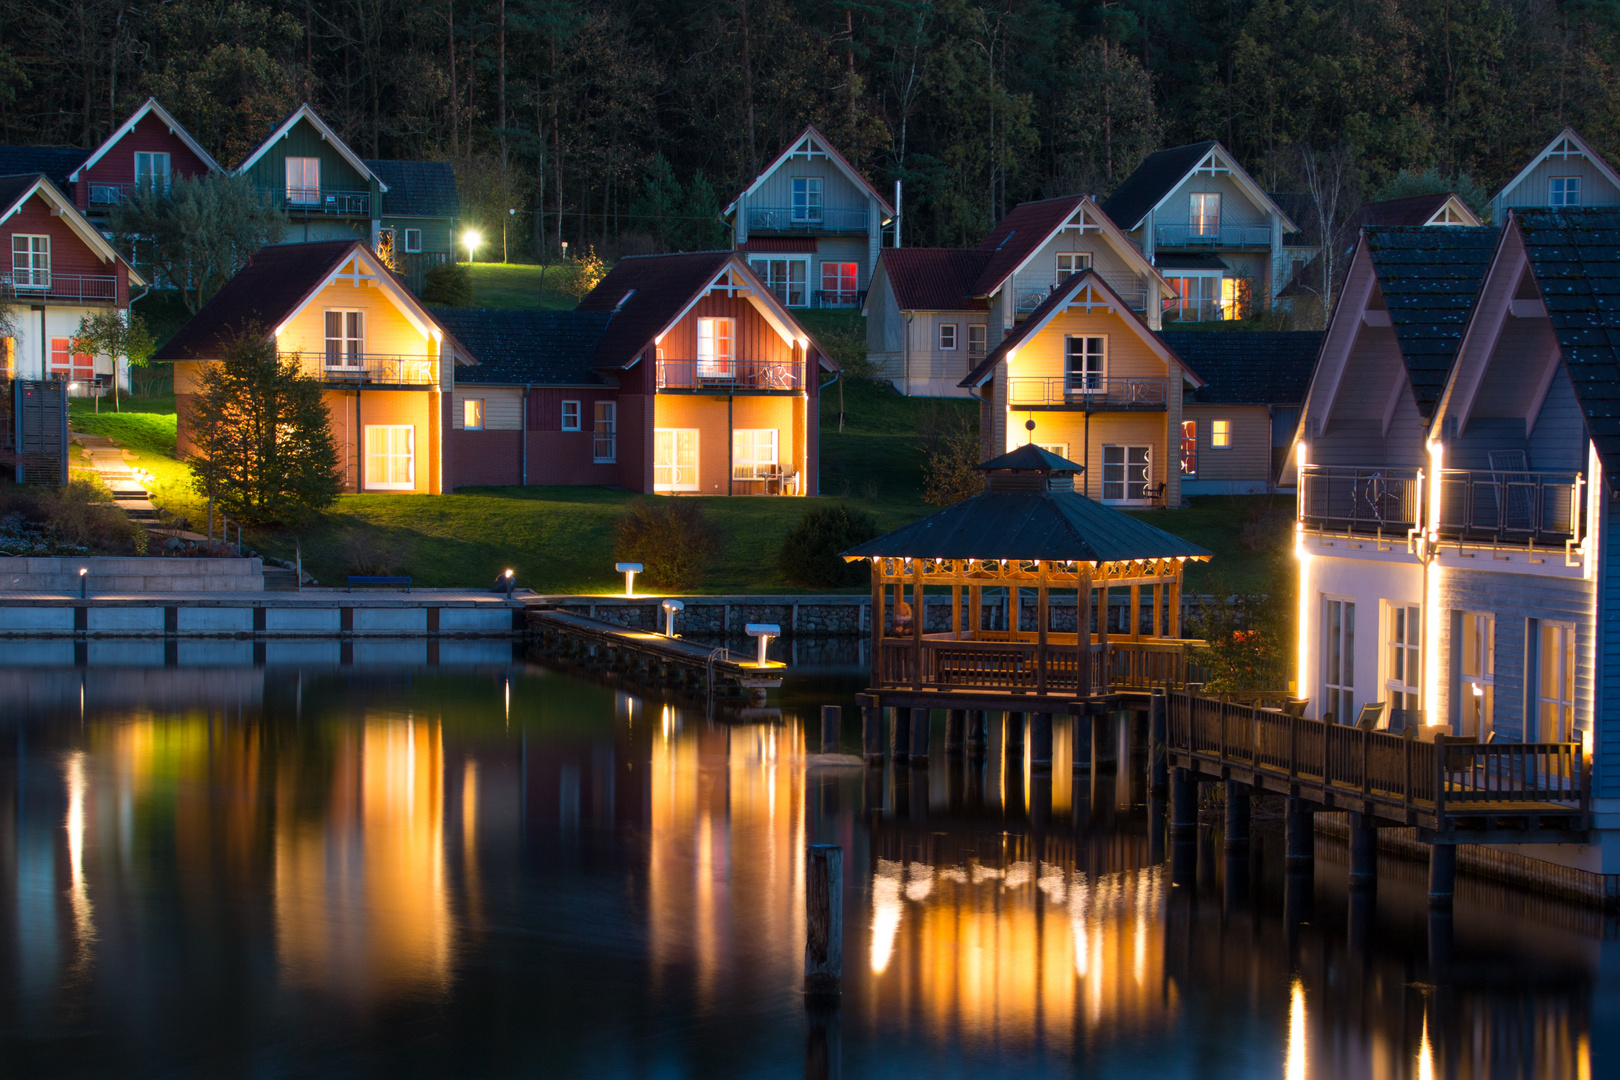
top-left (878, 248), bottom-right (991, 311)
top-left (1356, 193), bottom-right (1465, 227)
top-left (972, 196), bottom-right (1086, 295)
top-left (738, 237), bottom-right (818, 253)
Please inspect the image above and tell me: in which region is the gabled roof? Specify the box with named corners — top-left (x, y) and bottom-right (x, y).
top-left (153, 240), bottom-right (459, 361)
top-left (1164, 331), bottom-right (1323, 405)
top-left (723, 125), bottom-right (894, 217)
top-left (876, 248), bottom-right (991, 311)
top-left (970, 195), bottom-right (1164, 299)
top-left (1364, 225), bottom-right (1500, 414)
top-left (365, 160), bottom-right (457, 218)
top-left (233, 104), bottom-right (385, 189)
top-left (1102, 141), bottom-right (1299, 235)
top-left (1492, 128), bottom-right (1620, 208)
top-left (69, 98), bottom-right (224, 181)
top-left (1358, 193), bottom-right (1482, 228)
top-left (431, 309), bottom-right (612, 385)
top-left (961, 268), bottom-right (1201, 388)
top-left (0, 173), bottom-right (145, 285)
top-left (0, 147), bottom-right (86, 188)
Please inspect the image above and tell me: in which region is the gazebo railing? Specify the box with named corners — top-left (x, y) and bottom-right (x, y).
top-left (877, 636), bottom-right (1207, 694)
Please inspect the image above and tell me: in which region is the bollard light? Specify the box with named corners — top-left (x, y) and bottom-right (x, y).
top-left (79, 566), bottom-right (88, 599)
top-left (745, 622), bottom-right (780, 667)
top-left (616, 561), bottom-right (643, 597)
top-left (661, 598), bottom-right (684, 637)
top-left (503, 568), bottom-right (515, 598)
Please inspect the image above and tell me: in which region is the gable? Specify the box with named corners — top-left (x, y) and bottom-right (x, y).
top-left (724, 126), bottom-right (893, 218)
top-left (70, 99), bottom-right (222, 184)
top-left (1495, 130), bottom-right (1620, 211)
top-left (234, 106), bottom-right (379, 193)
top-left (0, 175), bottom-right (140, 278)
top-left (974, 197), bottom-right (1168, 304)
top-left (1102, 142), bottom-right (1297, 234)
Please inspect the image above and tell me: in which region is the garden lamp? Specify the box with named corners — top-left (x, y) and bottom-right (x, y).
top-left (616, 562), bottom-right (642, 597)
top-left (745, 623), bottom-right (780, 667)
top-left (661, 598), bottom-right (684, 637)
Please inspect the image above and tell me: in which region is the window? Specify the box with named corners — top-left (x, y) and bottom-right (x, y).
top-left (1035, 442), bottom-right (1069, 459)
top-left (363, 425), bottom-right (415, 490)
top-left (463, 398), bottom-right (485, 430)
top-left (750, 258), bottom-right (807, 306)
top-left (1212, 419), bottom-right (1231, 448)
top-left (939, 323), bottom-right (958, 351)
top-left (697, 317), bottom-right (735, 378)
top-left (286, 156), bottom-right (321, 205)
top-left (1056, 252), bottom-right (1092, 284)
top-left (968, 324), bottom-right (987, 357)
top-left (732, 429), bottom-right (779, 480)
top-left (1220, 278), bottom-right (1251, 320)
top-left (1190, 192), bottom-right (1222, 235)
top-left (404, 228), bottom-right (423, 253)
top-left (1458, 612), bottom-right (1494, 740)
top-left (1549, 176), bottom-right (1581, 207)
top-left (1384, 603), bottom-right (1421, 716)
top-left (820, 261), bottom-right (857, 305)
top-left (791, 177), bottom-right (823, 222)
top-left (1164, 276), bottom-right (1219, 321)
top-left (49, 339), bottom-right (95, 383)
top-left (1536, 621), bottom-right (1576, 742)
top-left (1065, 336), bottom-right (1106, 395)
top-left (654, 429), bottom-right (699, 491)
top-left (1101, 445), bottom-right (1151, 504)
top-left (561, 400), bottom-right (581, 431)
top-left (324, 310), bottom-right (364, 367)
top-left (134, 151), bottom-right (171, 194)
top-left (1323, 599), bottom-right (1355, 724)
top-left (593, 402), bottom-right (617, 463)
top-left (1180, 420), bottom-right (1198, 476)
top-left (12, 234), bottom-right (49, 288)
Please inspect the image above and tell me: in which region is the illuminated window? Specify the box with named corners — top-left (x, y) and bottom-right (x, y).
top-left (1056, 252), bottom-right (1091, 284)
top-left (1180, 420), bottom-right (1197, 475)
top-left (324, 310), bottom-right (364, 368)
top-left (697, 318), bottom-right (735, 377)
top-left (1384, 602), bottom-right (1421, 716)
top-left (561, 400), bottom-right (580, 431)
top-left (654, 429), bottom-right (699, 490)
top-left (1536, 621), bottom-right (1576, 741)
top-left (1220, 278), bottom-right (1251, 320)
top-left (593, 402), bottom-right (617, 463)
top-left (1212, 419), bottom-right (1231, 448)
top-left (49, 338), bottom-right (95, 382)
top-left (1323, 598), bottom-right (1355, 723)
top-left (939, 323), bottom-right (957, 350)
top-left (1549, 176), bottom-right (1581, 207)
top-left (1101, 444), bottom-right (1151, 504)
top-left (285, 156), bottom-right (320, 205)
top-left (820, 262), bottom-right (857, 305)
top-left (363, 425), bottom-right (414, 490)
top-left (732, 428), bottom-right (779, 480)
top-left (1035, 442), bottom-right (1068, 459)
top-left (463, 398), bottom-right (484, 430)
top-left (1190, 192), bottom-right (1221, 235)
top-left (1458, 612), bottom-right (1493, 740)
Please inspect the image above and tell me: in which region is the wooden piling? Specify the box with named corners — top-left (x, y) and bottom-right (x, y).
top-left (1005, 711), bottom-right (1025, 751)
top-left (821, 706), bottom-right (842, 755)
top-left (966, 711), bottom-right (988, 756)
top-left (1427, 844), bottom-right (1457, 909)
top-left (1348, 810), bottom-right (1377, 885)
top-left (945, 709), bottom-right (966, 754)
top-left (1285, 797), bottom-right (1315, 867)
top-left (890, 707), bottom-right (911, 763)
top-left (1170, 767), bottom-right (1198, 838)
top-left (804, 844), bottom-right (843, 996)
top-left (1030, 712), bottom-right (1053, 769)
top-left (1148, 689), bottom-right (1168, 798)
top-left (861, 703), bottom-right (883, 765)
top-left (910, 708), bottom-right (930, 766)
top-left (1072, 713), bottom-right (1092, 772)
top-left (1224, 780), bottom-right (1250, 848)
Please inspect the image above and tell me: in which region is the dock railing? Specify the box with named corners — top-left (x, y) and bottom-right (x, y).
top-left (877, 636), bottom-right (1208, 694)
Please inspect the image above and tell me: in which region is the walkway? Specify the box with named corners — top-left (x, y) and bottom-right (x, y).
top-left (72, 431), bottom-right (158, 523)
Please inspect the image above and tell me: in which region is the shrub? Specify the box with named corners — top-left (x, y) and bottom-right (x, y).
top-left (339, 529), bottom-right (407, 576)
top-left (778, 503), bottom-right (881, 588)
top-left (613, 498), bottom-right (718, 591)
top-left (421, 262), bottom-right (474, 306)
top-left (922, 412), bottom-right (985, 506)
top-left (0, 479), bottom-right (134, 552)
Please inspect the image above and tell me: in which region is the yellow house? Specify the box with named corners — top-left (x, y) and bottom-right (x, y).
top-left (961, 270), bottom-right (1204, 507)
top-left (157, 240), bottom-right (471, 494)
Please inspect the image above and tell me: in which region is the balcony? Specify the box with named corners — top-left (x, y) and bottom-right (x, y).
top-left (1436, 469), bottom-right (1582, 545)
top-left (1006, 376), bottom-right (1170, 411)
top-left (812, 288), bottom-right (867, 309)
top-left (745, 206), bottom-right (869, 234)
top-left (655, 358), bottom-right (804, 394)
top-left (1154, 223), bottom-right (1273, 248)
top-left (1016, 273), bottom-right (1148, 314)
top-left (0, 271), bottom-right (121, 305)
top-left (88, 180), bottom-right (170, 206)
top-left (259, 187), bottom-right (372, 215)
top-left (1299, 465), bottom-right (1422, 534)
top-left (283, 353), bottom-right (439, 388)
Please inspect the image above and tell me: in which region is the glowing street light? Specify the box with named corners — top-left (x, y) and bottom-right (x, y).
top-left (463, 228), bottom-right (483, 264)
top-left (78, 566), bottom-right (88, 599)
top-left (661, 598), bottom-right (684, 637)
top-left (616, 561), bottom-right (642, 597)
top-left (503, 568), bottom-right (515, 598)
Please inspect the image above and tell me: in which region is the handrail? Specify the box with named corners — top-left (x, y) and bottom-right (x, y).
top-left (1435, 468), bottom-right (1581, 544)
top-left (1006, 376), bottom-right (1170, 409)
top-left (656, 358), bottom-right (804, 392)
top-left (0, 271), bottom-right (120, 304)
top-left (1154, 223), bottom-right (1274, 248)
top-left (281, 352), bottom-right (439, 387)
top-left (746, 206), bottom-right (869, 233)
top-left (875, 636), bottom-right (1208, 693)
top-left (1299, 464), bottom-right (1422, 533)
top-left (259, 186), bottom-right (372, 215)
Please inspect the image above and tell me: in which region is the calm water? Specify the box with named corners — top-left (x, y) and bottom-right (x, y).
top-left (0, 652), bottom-right (1611, 1078)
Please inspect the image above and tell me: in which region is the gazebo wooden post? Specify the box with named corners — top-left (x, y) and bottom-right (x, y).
top-left (1152, 581), bottom-right (1163, 638)
top-left (911, 558), bottom-right (924, 691)
top-left (1036, 561), bottom-right (1049, 696)
top-left (870, 560), bottom-right (885, 686)
top-left (1129, 574), bottom-right (1141, 641)
top-left (1077, 565), bottom-right (1093, 700)
top-left (1169, 566), bottom-right (1182, 639)
top-left (951, 564), bottom-right (963, 641)
top-left (969, 572), bottom-right (982, 639)
top-left (1097, 573), bottom-right (1111, 696)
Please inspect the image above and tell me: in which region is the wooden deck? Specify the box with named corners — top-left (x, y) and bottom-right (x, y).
top-left (1167, 692), bottom-right (1588, 843)
top-left (527, 609), bottom-right (784, 695)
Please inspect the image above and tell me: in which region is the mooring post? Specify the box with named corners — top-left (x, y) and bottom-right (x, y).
top-left (861, 702), bottom-right (883, 765)
top-left (804, 844), bottom-right (843, 996)
top-left (805, 997), bottom-right (842, 1080)
top-left (1170, 767), bottom-right (1198, 838)
top-left (821, 706), bottom-right (842, 756)
top-left (891, 707), bottom-right (911, 763)
top-left (1427, 843), bottom-right (1457, 909)
top-left (910, 708), bottom-right (930, 766)
top-left (1285, 797), bottom-right (1315, 867)
top-left (1225, 780), bottom-right (1250, 849)
top-left (966, 711), bottom-right (988, 757)
top-left (1030, 712), bottom-right (1053, 770)
top-left (1005, 711), bottom-right (1025, 752)
top-left (1149, 688), bottom-right (1168, 799)
top-left (1348, 810), bottom-right (1378, 886)
top-left (1073, 713), bottom-right (1093, 773)
top-left (945, 709), bottom-right (966, 755)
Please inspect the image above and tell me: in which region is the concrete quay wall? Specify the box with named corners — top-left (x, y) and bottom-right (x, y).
top-left (0, 557), bottom-right (264, 593)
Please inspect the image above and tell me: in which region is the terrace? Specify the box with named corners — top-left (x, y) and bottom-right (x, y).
top-left (655, 357), bottom-right (804, 394)
top-left (1298, 464), bottom-right (1584, 546)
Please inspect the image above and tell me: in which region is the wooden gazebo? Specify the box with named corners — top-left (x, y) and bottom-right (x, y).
top-left (842, 445), bottom-right (1212, 711)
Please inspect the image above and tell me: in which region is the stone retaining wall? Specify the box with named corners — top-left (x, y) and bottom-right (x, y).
top-left (0, 556), bottom-right (263, 593)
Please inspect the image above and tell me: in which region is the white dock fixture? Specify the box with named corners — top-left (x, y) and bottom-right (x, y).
top-left (661, 598), bottom-right (684, 637)
top-left (745, 622), bottom-right (780, 667)
top-left (615, 562), bottom-right (643, 597)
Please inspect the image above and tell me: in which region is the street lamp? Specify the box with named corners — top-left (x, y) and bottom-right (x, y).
top-left (463, 228), bottom-right (482, 264)
top-left (616, 561), bottom-right (642, 597)
top-left (503, 568), bottom-right (515, 599)
top-left (79, 566), bottom-right (88, 599)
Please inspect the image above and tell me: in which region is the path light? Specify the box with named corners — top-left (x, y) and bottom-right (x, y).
top-left (661, 598), bottom-right (684, 637)
top-left (503, 568), bottom-right (515, 598)
top-left (745, 622), bottom-right (780, 667)
top-left (616, 561), bottom-right (643, 597)
top-left (79, 566), bottom-right (88, 599)
top-left (462, 228), bottom-right (482, 263)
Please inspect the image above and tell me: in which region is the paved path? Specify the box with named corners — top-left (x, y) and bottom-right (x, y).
top-left (71, 431), bottom-right (158, 520)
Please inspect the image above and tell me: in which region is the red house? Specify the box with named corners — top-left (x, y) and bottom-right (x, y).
top-left (66, 98), bottom-right (222, 215)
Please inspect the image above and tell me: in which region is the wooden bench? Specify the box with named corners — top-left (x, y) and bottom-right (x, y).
top-left (347, 575), bottom-right (412, 593)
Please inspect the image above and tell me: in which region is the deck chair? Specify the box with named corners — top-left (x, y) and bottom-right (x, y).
top-left (1284, 698), bottom-right (1309, 718)
top-left (1488, 450), bottom-right (1534, 533)
top-left (1354, 701), bottom-right (1386, 731)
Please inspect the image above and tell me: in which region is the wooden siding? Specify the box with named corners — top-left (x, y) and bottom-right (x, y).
top-left (240, 118), bottom-right (375, 210)
top-left (746, 155), bottom-right (871, 217)
top-left (652, 393), bottom-right (803, 495)
top-left (1601, 490), bottom-right (1620, 799)
top-left (81, 112), bottom-right (212, 189)
top-left (1499, 154), bottom-right (1620, 210)
top-left (0, 193), bottom-right (127, 289)
top-left (323, 388), bottom-right (438, 494)
top-left (382, 216), bottom-right (452, 256)
top-left (451, 385), bottom-right (522, 430)
top-left (894, 311), bottom-right (985, 388)
top-left (1006, 229), bottom-right (1144, 310)
top-left (657, 293), bottom-right (794, 364)
top-left (1182, 404), bottom-right (1272, 483)
top-left (1157, 170), bottom-right (1270, 229)
top-left (865, 261), bottom-right (903, 358)
top-left (1004, 305), bottom-right (1172, 383)
top-left (1312, 322), bottom-right (1427, 469)
top-left (277, 271), bottom-right (438, 383)
top-left (1014, 410), bottom-right (1169, 504)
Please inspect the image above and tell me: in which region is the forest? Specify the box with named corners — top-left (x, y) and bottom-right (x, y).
top-left (2, 0), bottom-right (1617, 256)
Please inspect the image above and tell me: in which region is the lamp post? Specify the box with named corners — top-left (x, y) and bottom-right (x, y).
top-left (78, 567), bottom-right (88, 600)
top-left (503, 568), bottom-right (515, 599)
top-left (745, 622), bottom-right (780, 667)
top-left (616, 561), bottom-right (642, 597)
top-left (661, 598), bottom-right (684, 637)
top-left (463, 228), bottom-right (483, 265)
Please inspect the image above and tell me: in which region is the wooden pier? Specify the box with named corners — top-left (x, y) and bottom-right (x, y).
top-left (526, 608), bottom-right (784, 698)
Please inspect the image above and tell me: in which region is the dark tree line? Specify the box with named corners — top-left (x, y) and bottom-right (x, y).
top-left (4, 0), bottom-right (1619, 256)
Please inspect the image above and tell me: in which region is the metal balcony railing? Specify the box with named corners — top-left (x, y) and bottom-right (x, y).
top-left (1436, 469), bottom-right (1582, 545)
top-left (1154, 223), bottom-right (1274, 248)
top-left (88, 180), bottom-right (170, 206)
top-left (261, 187), bottom-right (372, 215)
top-left (283, 353), bottom-right (439, 387)
top-left (1299, 465), bottom-right (1422, 533)
top-left (0, 271), bottom-right (120, 304)
top-left (1006, 376), bottom-right (1170, 410)
top-left (1016, 273), bottom-right (1148, 313)
top-left (656, 358), bottom-right (804, 392)
top-left (745, 206), bottom-right (869, 233)
top-left (814, 288), bottom-right (866, 309)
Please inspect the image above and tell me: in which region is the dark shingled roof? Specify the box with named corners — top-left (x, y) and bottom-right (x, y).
top-left (431, 308), bottom-right (611, 385)
top-left (0, 174), bottom-right (44, 216)
top-left (0, 147), bottom-right (85, 187)
top-left (1363, 225), bottom-right (1500, 416)
top-left (575, 250), bottom-right (737, 369)
top-left (1102, 142), bottom-right (1218, 232)
top-left (1516, 207), bottom-right (1620, 476)
top-left (365, 159), bottom-right (459, 218)
top-left (1163, 331), bottom-right (1323, 405)
top-left (878, 248), bottom-right (991, 311)
top-left (1359, 194), bottom-right (1457, 228)
top-left (972, 196), bottom-right (1085, 294)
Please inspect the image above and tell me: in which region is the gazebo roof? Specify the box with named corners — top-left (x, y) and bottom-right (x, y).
top-left (842, 449), bottom-right (1213, 564)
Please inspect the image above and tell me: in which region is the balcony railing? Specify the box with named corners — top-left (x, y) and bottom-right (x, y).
top-left (283, 353), bottom-right (439, 387)
top-left (1161, 298), bottom-right (1232, 323)
top-left (1016, 273), bottom-right (1148, 313)
top-left (0, 271), bottom-right (120, 304)
top-left (1006, 376), bottom-right (1170, 410)
top-left (813, 288), bottom-right (867, 309)
top-left (1154, 223), bottom-right (1273, 248)
top-left (655, 358), bottom-right (804, 393)
top-left (745, 206), bottom-right (869, 233)
top-left (88, 180), bottom-right (171, 206)
top-left (260, 187), bottom-right (372, 215)
top-left (1299, 465), bottom-right (1422, 533)
top-left (1436, 469), bottom-right (1582, 544)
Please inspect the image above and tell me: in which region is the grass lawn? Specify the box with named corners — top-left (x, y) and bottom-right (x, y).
top-left (1125, 496), bottom-right (1292, 595)
top-left (458, 262), bottom-right (579, 310)
top-left (67, 395), bottom-right (209, 525)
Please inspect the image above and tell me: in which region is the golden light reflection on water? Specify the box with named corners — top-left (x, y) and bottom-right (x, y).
top-left (64, 750), bottom-right (95, 975)
top-left (1288, 977), bottom-right (1307, 1080)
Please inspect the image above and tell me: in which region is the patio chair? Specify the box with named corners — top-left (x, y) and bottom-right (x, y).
top-left (1354, 701), bottom-right (1386, 731)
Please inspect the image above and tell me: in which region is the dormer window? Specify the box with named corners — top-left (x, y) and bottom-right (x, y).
top-left (1550, 176), bottom-right (1581, 206)
top-left (791, 177), bottom-right (823, 222)
top-left (1190, 193), bottom-right (1221, 236)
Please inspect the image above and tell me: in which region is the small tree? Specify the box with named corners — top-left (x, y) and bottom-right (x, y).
top-left (613, 499), bottom-right (718, 590)
top-left (922, 413), bottom-right (985, 506)
top-left (188, 331), bottom-right (342, 526)
top-left (421, 262), bottom-right (474, 306)
top-left (778, 504), bottom-right (881, 588)
top-left (562, 246), bottom-right (609, 302)
top-left (71, 311), bottom-right (155, 413)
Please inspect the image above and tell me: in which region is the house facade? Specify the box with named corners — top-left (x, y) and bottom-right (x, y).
top-left (1490, 129), bottom-right (1620, 221)
top-left (65, 98), bottom-right (223, 219)
top-left (724, 126), bottom-right (893, 311)
top-left (0, 174), bottom-right (146, 394)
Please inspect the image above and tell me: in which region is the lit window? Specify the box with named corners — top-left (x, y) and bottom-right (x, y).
top-left (1065, 336), bottom-right (1106, 395)
top-left (12, 234), bottom-right (49, 287)
top-left (1101, 444), bottom-right (1151, 503)
top-left (1537, 622), bottom-right (1576, 742)
top-left (654, 429), bottom-right (699, 490)
top-left (1035, 442), bottom-right (1068, 459)
top-left (363, 425), bottom-right (415, 490)
top-left (1056, 252), bottom-right (1091, 284)
top-left (593, 402), bottom-right (617, 463)
top-left (324, 310), bottom-right (364, 368)
top-left (1180, 420), bottom-right (1197, 475)
top-left (939, 323), bottom-right (957, 350)
top-left (697, 317), bottom-right (736, 377)
top-left (561, 400), bottom-right (581, 431)
top-left (463, 398), bottom-right (484, 430)
top-left (285, 156), bottom-right (320, 205)
top-left (968, 324), bottom-right (987, 357)
top-left (404, 228), bottom-right (423, 253)
top-left (1212, 419), bottom-right (1231, 448)
top-left (1323, 599), bottom-right (1355, 723)
top-left (732, 429), bottom-right (779, 480)
top-left (1549, 176), bottom-right (1581, 207)
top-left (49, 338), bottom-right (95, 382)
top-left (1190, 192), bottom-right (1221, 235)
top-left (791, 177), bottom-right (823, 222)
top-left (820, 261), bottom-right (857, 305)
top-left (1459, 612), bottom-right (1494, 740)
top-left (1384, 603), bottom-right (1421, 715)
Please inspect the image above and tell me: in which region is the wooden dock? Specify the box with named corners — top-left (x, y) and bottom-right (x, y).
top-left (526, 608), bottom-right (785, 699)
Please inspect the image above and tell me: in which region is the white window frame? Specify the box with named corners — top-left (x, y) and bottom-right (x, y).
top-left (1056, 251), bottom-right (1092, 284)
top-left (561, 400), bottom-right (581, 432)
top-left (593, 401), bottom-right (617, 463)
top-left (967, 324), bottom-right (987, 357)
top-left (324, 310), bottom-right (364, 368)
top-left (404, 228), bottom-right (423, 253)
top-left (1211, 419), bottom-right (1231, 448)
top-left (134, 151), bottom-right (171, 194)
top-left (286, 156), bottom-right (321, 205)
top-left (1100, 444), bottom-right (1151, 505)
top-left (1190, 192), bottom-right (1222, 235)
top-left (11, 234), bottom-right (49, 288)
top-left (1065, 335), bottom-right (1106, 395)
top-left (654, 428), bottom-right (700, 491)
top-left (748, 257), bottom-right (808, 307)
top-left (463, 397), bottom-right (485, 430)
top-left (363, 425), bottom-right (415, 491)
top-left (1035, 442), bottom-right (1069, 459)
top-left (697, 317), bottom-right (736, 377)
top-left (1323, 597), bottom-right (1356, 724)
top-left (1549, 176), bottom-right (1581, 207)
top-left (732, 428), bottom-right (779, 481)
top-left (939, 323), bottom-right (958, 351)
top-left (1458, 612), bottom-right (1494, 740)
top-left (1163, 273), bottom-right (1222, 321)
top-left (1383, 602), bottom-right (1421, 717)
top-left (791, 177), bottom-right (823, 222)
top-left (1535, 620), bottom-right (1576, 743)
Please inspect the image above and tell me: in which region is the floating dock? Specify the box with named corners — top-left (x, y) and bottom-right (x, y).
top-left (527, 608), bottom-right (785, 699)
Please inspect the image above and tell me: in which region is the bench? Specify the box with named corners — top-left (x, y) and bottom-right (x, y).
top-left (347, 575), bottom-right (412, 593)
